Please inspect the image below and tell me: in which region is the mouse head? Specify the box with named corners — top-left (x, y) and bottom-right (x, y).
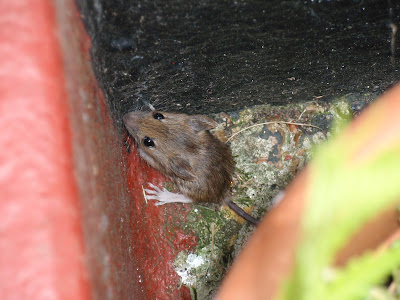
top-left (123, 110), bottom-right (218, 181)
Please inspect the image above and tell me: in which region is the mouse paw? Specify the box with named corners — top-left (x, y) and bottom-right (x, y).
top-left (144, 183), bottom-right (193, 206)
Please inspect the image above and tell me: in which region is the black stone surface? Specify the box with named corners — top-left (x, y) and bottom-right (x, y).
top-left (78, 0), bottom-right (400, 128)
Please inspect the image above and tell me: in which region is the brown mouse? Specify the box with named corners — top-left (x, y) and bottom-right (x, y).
top-left (123, 110), bottom-right (259, 225)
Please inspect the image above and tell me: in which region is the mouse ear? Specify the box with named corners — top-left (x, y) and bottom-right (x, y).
top-left (186, 115), bottom-right (218, 132)
top-left (170, 155), bottom-right (196, 181)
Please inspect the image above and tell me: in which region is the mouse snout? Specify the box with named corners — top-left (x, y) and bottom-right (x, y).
top-left (123, 112), bottom-right (141, 131)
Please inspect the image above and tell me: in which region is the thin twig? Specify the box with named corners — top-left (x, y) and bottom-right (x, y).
top-left (390, 23), bottom-right (398, 64)
top-left (142, 185), bottom-right (148, 204)
top-left (226, 121), bottom-right (324, 143)
top-left (211, 223), bottom-right (216, 260)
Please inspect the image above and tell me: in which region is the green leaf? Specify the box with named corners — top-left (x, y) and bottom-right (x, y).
top-left (279, 123), bottom-right (400, 300)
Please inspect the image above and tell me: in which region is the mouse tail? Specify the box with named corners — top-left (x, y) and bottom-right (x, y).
top-left (226, 200), bottom-right (260, 226)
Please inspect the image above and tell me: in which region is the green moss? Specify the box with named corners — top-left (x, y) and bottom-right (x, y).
top-left (185, 205), bottom-right (240, 251)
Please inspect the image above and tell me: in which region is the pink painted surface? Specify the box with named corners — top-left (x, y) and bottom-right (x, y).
top-left (0, 1), bottom-right (90, 300)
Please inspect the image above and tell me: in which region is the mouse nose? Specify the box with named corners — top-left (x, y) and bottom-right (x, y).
top-left (123, 112), bottom-right (139, 130)
top-left (122, 113), bottom-right (131, 125)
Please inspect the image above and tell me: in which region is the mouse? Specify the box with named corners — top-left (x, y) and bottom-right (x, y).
top-left (123, 109), bottom-right (259, 225)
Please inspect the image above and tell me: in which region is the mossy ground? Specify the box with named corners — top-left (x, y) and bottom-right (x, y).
top-left (173, 94), bottom-right (376, 299)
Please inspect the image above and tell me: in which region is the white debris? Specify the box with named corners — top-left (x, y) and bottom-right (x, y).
top-left (175, 253), bottom-right (207, 286)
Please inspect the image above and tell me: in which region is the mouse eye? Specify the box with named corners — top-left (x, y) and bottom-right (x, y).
top-left (153, 112), bottom-right (164, 120)
top-left (143, 136), bottom-right (155, 147)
